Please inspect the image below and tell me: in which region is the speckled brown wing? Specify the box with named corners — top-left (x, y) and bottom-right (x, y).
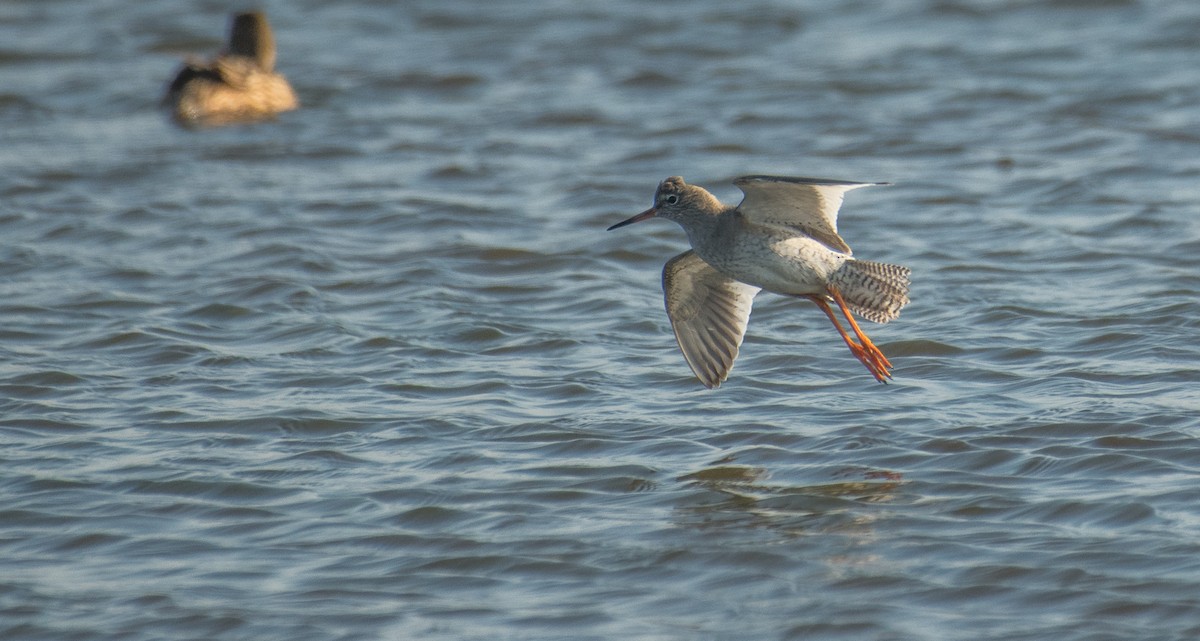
top-left (662, 250), bottom-right (760, 389)
top-left (732, 175), bottom-right (887, 255)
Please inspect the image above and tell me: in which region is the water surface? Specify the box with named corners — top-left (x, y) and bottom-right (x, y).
top-left (2, 1), bottom-right (1199, 639)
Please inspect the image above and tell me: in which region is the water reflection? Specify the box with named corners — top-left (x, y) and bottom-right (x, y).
top-left (674, 463), bottom-right (903, 540)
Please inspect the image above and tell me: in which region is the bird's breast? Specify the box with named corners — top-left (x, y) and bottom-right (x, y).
top-left (694, 229), bottom-right (846, 296)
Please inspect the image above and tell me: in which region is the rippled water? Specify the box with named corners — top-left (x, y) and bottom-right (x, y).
top-left (3, 1), bottom-right (1200, 639)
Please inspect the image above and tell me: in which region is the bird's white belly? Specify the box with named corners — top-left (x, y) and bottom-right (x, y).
top-left (698, 233), bottom-right (846, 296)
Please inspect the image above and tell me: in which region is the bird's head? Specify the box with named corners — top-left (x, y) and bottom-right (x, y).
top-left (607, 177), bottom-right (722, 231)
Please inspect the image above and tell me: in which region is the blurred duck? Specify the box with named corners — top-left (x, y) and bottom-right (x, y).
top-left (164, 12), bottom-right (298, 125)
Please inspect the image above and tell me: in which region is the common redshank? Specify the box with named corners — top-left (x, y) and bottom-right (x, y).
top-left (607, 175), bottom-right (910, 388)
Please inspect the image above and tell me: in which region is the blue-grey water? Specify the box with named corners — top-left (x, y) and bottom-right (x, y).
top-left (3, 1), bottom-right (1200, 639)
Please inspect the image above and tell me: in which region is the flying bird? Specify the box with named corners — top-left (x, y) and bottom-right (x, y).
top-left (608, 175), bottom-right (910, 388)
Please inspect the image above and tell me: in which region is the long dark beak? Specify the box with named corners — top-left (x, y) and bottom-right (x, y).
top-left (606, 207), bottom-right (657, 231)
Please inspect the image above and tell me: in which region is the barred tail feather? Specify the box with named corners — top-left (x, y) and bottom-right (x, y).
top-left (829, 260), bottom-right (911, 323)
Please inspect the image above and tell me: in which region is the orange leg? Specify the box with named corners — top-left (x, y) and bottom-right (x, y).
top-left (808, 295), bottom-right (891, 383)
top-left (828, 287), bottom-right (893, 372)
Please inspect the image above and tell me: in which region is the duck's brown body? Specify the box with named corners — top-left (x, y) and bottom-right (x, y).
top-left (164, 12), bottom-right (298, 126)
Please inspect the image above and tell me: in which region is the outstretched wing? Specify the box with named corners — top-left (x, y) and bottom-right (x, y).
top-left (732, 175), bottom-right (887, 255)
top-left (662, 251), bottom-right (760, 389)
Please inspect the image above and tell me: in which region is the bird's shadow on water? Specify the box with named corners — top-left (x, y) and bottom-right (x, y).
top-left (670, 462), bottom-right (904, 543)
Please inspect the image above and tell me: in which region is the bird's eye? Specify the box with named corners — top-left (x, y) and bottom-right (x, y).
top-left (664, 194), bottom-right (679, 205)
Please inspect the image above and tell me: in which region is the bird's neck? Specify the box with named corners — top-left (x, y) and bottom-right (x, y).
top-left (680, 206), bottom-right (734, 253)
